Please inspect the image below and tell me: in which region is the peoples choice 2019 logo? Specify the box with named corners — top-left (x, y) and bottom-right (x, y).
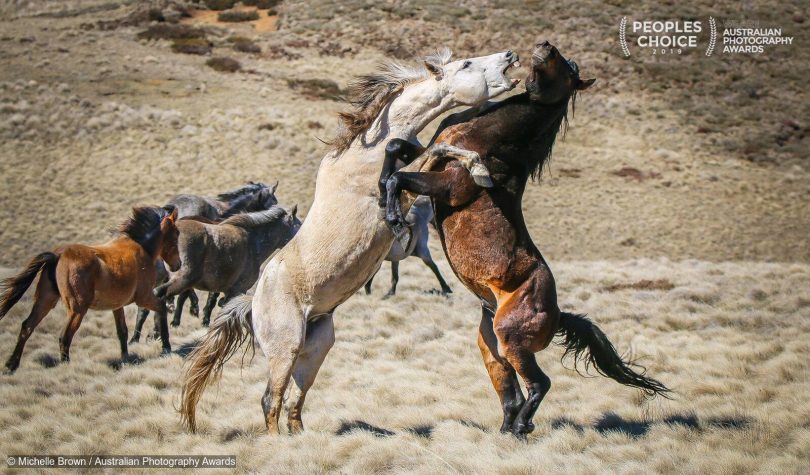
top-left (619, 17), bottom-right (794, 57)
top-left (619, 18), bottom-right (716, 56)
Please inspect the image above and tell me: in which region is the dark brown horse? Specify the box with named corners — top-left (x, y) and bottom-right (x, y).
top-left (0, 206), bottom-right (180, 372)
top-left (383, 42), bottom-right (669, 438)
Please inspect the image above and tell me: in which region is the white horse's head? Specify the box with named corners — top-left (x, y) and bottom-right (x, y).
top-left (424, 48), bottom-right (521, 106)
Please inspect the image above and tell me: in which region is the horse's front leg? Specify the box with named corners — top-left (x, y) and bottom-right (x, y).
top-left (385, 167), bottom-right (478, 248)
top-left (377, 139), bottom-right (426, 209)
top-left (428, 144), bottom-right (493, 188)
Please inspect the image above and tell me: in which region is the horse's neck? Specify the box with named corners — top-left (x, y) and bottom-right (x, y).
top-left (221, 194), bottom-right (255, 216)
top-left (365, 81), bottom-right (451, 148)
top-left (483, 95), bottom-right (568, 182)
top-left (208, 197), bottom-right (230, 216)
top-left (247, 223), bottom-right (283, 257)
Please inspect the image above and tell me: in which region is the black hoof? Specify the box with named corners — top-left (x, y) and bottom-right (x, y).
top-left (128, 336), bottom-right (139, 344)
top-left (190, 306), bottom-right (200, 317)
top-left (4, 363), bottom-right (17, 375)
top-left (171, 320), bottom-right (181, 328)
top-left (161, 347), bottom-right (172, 356)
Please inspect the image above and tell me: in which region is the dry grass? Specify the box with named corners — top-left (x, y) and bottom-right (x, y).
top-left (1, 260), bottom-right (809, 473)
top-left (0, 1), bottom-right (808, 472)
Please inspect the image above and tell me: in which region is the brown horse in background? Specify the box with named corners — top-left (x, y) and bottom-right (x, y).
top-left (384, 42), bottom-right (669, 438)
top-left (0, 206), bottom-right (181, 372)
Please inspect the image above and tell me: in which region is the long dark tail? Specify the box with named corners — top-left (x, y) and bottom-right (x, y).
top-left (0, 252), bottom-right (59, 320)
top-left (180, 294), bottom-right (254, 432)
top-left (556, 312), bottom-right (671, 398)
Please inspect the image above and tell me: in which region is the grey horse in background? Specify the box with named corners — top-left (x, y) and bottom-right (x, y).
top-left (169, 181), bottom-right (279, 220)
top-left (132, 181), bottom-right (279, 342)
top-left (152, 205), bottom-right (301, 325)
top-left (364, 196), bottom-right (452, 297)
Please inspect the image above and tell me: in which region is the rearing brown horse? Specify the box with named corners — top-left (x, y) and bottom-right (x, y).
top-left (0, 206), bottom-right (180, 372)
top-left (384, 42), bottom-right (669, 438)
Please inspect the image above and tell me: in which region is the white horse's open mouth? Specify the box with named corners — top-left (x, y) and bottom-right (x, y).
top-left (503, 55), bottom-right (522, 88)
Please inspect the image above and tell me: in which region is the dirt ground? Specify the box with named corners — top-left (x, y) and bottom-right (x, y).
top-left (0, 1), bottom-right (808, 473)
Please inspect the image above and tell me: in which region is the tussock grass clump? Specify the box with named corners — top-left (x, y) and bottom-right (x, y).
top-left (604, 279), bottom-right (675, 292)
top-left (204, 0), bottom-right (235, 11)
top-left (227, 36), bottom-right (261, 53)
top-left (206, 57), bottom-right (241, 73)
top-left (242, 0), bottom-right (281, 9)
top-left (171, 38), bottom-right (212, 55)
top-left (217, 9), bottom-right (259, 22)
top-left (286, 78), bottom-right (344, 101)
top-left (137, 24), bottom-right (205, 41)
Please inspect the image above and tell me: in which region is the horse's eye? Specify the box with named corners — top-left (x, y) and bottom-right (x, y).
top-left (462, 61), bottom-right (471, 70)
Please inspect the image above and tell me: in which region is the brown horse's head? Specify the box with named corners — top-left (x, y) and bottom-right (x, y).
top-left (159, 206), bottom-right (181, 271)
top-left (525, 41), bottom-right (594, 104)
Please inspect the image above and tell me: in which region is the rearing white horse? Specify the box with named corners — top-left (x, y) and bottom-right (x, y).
top-left (181, 48), bottom-right (520, 434)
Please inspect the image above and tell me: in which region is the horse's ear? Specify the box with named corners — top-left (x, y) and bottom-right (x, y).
top-left (424, 60), bottom-right (443, 80)
top-left (290, 204), bottom-right (298, 219)
top-left (577, 78), bottom-right (595, 90)
top-left (272, 181), bottom-right (279, 193)
top-left (168, 207), bottom-right (178, 222)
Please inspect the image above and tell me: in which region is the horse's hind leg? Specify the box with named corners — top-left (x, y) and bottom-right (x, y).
top-left (112, 308), bottom-right (129, 361)
top-left (5, 275), bottom-right (59, 372)
top-left (255, 302), bottom-right (305, 434)
top-left (285, 314), bottom-right (335, 434)
top-left (478, 305), bottom-right (525, 433)
top-left (202, 292), bottom-right (218, 326)
top-left (384, 261), bottom-right (399, 298)
top-left (493, 292), bottom-right (556, 438)
top-left (188, 291), bottom-right (199, 317)
top-left (414, 243), bottom-right (452, 295)
top-left (172, 291), bottom-right (189, 327)
top-left (130, 308), bottom-right (149, 344)
top-left (60, 308), bottom-right (88, 363)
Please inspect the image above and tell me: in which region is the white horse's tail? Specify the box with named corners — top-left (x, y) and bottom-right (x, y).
top-left (180, 294), bottom-right (254, 432)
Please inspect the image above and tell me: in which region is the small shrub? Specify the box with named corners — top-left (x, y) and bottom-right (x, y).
top-left (204, 0), bottom-right (235, 11)
top-left (206, 56), bottom-right (241, 73)
top-left (286, 78), bottom-right (344, 101)
top-left (254, 0), bottom-right (281, 9)
top-left (137, 23), bottom-right (205, 41)
top-left (217, 9), bottom-right (259, 22)
top-left (233, 41), bottom-right (261, 54)
top-left (171, 38), bottom-right (212, 55)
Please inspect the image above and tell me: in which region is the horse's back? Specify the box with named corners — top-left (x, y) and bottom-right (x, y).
top-left (54, 240), bottom-right (144, 310)
top-left (167, 194), bottom-right (220, 220)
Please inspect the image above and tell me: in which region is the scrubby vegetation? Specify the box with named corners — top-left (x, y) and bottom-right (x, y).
top-left (206, 56), bottom-right (241, 72)
top-left (171, 38), bottom-right (212, 55)
top-left (217, 9), bottom-right (259, 23)
top-left (137, 23), bottom-right (205, 41)
top-left (286, 78), bottom-right (344, 101)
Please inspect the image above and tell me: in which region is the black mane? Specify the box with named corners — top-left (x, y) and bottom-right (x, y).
top-left (216, 182), bottom-right (266, 202)
top-left (115, 206), bottom-right (170, 256)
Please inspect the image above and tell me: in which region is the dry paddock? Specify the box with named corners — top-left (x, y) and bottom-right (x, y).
top-left (1, 258), bottom-right (808, 474)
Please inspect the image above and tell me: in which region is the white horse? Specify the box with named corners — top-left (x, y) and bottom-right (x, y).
top-left (181, 48), bottom-right (521, 433)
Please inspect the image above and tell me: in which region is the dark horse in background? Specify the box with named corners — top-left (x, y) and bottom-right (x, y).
top-left (383, 42), bottom-right (669, 438)
top-left (135, 181), bottom-right (279, 334)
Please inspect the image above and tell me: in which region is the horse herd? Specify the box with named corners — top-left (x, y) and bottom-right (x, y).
top-left (0, 41), bottom-right (670, 440)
